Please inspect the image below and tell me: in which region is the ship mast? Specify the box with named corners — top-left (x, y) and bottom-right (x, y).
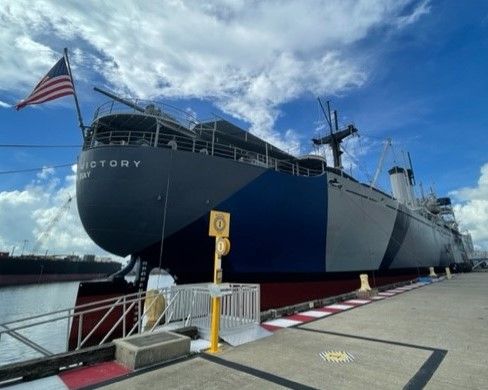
top-left (313, 98), bottom-right (358, 169)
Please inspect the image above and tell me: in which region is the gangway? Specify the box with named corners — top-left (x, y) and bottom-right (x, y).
top-left (0, 283), bottom-right (262, 363)
top-left (469, 250), bottom-right (488, 270)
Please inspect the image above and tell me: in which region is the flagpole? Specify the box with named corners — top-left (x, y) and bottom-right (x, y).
top-left (63, 48), bottom-right (86, 140)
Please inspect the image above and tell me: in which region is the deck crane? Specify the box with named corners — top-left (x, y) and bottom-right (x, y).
top-left (32, 195), bottom-right (74, 254)
top-left (371, 138), bottom-right (392, 188)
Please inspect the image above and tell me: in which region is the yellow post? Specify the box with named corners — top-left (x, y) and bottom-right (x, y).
top-left (359, 274), bottom-right (372, 292)
top-left (429, 266), bottom-right (438, 278)
top-left (209, 249), bottom-right (222, 353)
top-left (445, 266), bottom-right (452, 279)
top-left (208, 210), bottom-right (230, 354)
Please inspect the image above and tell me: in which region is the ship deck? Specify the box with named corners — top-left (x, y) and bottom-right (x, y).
top-left (6, 271), bottom-right (487, 389)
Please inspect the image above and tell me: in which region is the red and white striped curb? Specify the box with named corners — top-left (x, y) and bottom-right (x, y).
top-left (5, 339), bottom-right (214, 390)
top-left (261, 299), bottom-right (370, 331)
top-left (6, 361), bottom-right (131, 390)
top-left (261, 278), bottom-right (445, 331)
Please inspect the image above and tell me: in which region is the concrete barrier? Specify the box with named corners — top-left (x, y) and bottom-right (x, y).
top-left (114, 331), bottom-right (190, 370)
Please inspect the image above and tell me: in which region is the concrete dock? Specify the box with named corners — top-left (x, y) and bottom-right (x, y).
top-left (96, 273), bottom-right (487, 390)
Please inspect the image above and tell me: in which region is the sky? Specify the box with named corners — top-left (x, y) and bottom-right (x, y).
top-left (0, 0), bottom-right (487, 257)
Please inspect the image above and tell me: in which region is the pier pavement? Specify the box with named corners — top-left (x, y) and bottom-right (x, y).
top-left (97, 272), bottom-right (487, 389)
top-left (5, 272), bottom-right (487, 389)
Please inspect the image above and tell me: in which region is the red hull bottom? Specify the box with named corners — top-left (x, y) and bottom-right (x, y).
top-left (260, 272), bottom-right (424, 310)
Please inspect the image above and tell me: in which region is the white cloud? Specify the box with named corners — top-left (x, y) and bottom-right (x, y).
top-left (36, 166), bottom-right (55, 180)
top-left (450, 163), bottom-right (488, 249)
top-left (0, 165), bottom-right (119, 258)
top-left (396, 0), bottom-right (431, 29)
top-left (0, 0), bottom-right (427, 150)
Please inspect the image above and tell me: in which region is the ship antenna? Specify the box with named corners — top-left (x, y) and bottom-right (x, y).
top-left (407, 151), bottom-right (416, 186)
top-left (318, 98), bottom-right (333, 133)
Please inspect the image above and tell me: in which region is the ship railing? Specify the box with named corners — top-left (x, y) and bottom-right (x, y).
top-left (93, 99), bottom-right (199, 132)
top-left (468, 250), bottom-right (488, 260)
top-left (84, 129), bottom-right (324, 177)
top-left (0, 283), bottom-right (260, 364)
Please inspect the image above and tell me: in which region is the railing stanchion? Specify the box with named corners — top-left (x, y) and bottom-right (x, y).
top-left (123, 296), bottom-right (126, 337)
top-left (154, 122), bottom-right (160, 147)
top-left (77, 314), bottom-right (83, 349)
top-left (66, 309), bottom-right (71, 352)
top-left (211, 121), bottom-right (216, 156)
top-left (138, 293), bottom-right (142, 334)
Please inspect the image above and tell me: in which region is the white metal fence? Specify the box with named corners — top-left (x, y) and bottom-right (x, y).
top-left (0, 283), bottom-right (260, 364)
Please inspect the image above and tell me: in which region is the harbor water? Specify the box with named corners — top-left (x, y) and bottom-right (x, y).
top-left (0, 274), bottom-right (174, 366)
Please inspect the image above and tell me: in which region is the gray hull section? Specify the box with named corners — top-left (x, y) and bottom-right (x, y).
top-left (77, 146), bottom-right (264, 256)
top-left (326, 173), bottom-right (458, 271)
top-left (326, 173), bottom-right (396, 271)
top-left (77, 145), bottom-right (464, 278)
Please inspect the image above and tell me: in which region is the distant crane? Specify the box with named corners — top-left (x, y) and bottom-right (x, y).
top-left (370, 138), bottom-right (392, 188)
top-left (32, 195), bottom-right (74, 254)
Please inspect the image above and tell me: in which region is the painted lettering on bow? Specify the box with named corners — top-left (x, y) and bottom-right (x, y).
top-left (77, 160), bottom-right (142, 180)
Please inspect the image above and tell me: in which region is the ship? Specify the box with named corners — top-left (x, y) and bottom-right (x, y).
top-left (74, 88), bottom-right (472, 310)
top-left (0, 252), bottom-right (121, 287)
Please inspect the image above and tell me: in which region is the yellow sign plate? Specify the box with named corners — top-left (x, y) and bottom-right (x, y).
top-left (216, 237), bottom-right (231, 256)
top-left (209, 210), bottom-right (230, 237)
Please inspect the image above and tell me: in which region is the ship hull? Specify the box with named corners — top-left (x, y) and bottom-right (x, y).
top-left (77, 145), bottom-right (464, 303)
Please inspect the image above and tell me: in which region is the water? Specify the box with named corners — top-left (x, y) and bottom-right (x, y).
top-left (0, 274), bottom-right (174, 366)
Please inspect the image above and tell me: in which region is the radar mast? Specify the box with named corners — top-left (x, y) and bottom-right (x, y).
top-left (313, 98), bottom-right (358, 169)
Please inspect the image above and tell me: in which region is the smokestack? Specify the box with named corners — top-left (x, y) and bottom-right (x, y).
top-left (388, 166), bottom-right (415, 206)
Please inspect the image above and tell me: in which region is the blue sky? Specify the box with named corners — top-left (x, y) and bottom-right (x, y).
top-left (1, 0), bottom-right (487, 253)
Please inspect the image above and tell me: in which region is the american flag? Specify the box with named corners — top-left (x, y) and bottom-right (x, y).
top-left (16, 56), bottom-right (74, 110)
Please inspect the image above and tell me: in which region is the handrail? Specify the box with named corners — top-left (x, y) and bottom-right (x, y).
top-left (93, 99), bottom-right (199, 132)
top-left (0, 289), bottom-right (148, 327)
top-left (0, 283), bottom-right (260, 364)
top-left (83, 129), bottom-right (325, 177)
top-left (0, 324), bottom-right (53, 356)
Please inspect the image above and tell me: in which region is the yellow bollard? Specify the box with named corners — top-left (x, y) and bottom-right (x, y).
top-left (429, 267), bottom-right (438, 278)
top-left (359, 274), bottom-right (372, 292)
top-left (445, 267), bottom-right (452, 280)
top-left (209, 296), bottom-right (221, 352)
top-left (209, 250), bottom-right (222, 353)
top-left (144, 289), bottom-right (166, 331)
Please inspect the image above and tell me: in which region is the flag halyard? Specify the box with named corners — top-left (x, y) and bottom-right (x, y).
top-left (16, 57), bottom-right (74, 110)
